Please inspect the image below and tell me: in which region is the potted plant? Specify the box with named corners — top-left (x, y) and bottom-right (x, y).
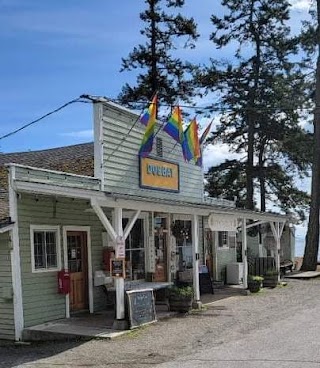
top-left (263, 269), bottom-right (279, 288)
top-left (168, 286), bottom-right (194, 313)
top-left (248, 275), bottom-right (264, 293)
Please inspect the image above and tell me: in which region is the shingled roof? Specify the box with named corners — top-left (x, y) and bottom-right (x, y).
top-left (0, 142), bottom-right (94, 222)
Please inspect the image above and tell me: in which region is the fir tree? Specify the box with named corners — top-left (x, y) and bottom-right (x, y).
top-left (199, 0), bottom-right (312, 217)
top-left (300, 0), bottom-right (320, 271)
top-left (118, 0), bottom-right (199, 108)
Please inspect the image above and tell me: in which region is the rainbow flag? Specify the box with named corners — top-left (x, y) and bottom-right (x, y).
top-left (138, 95), bottom-right (157, 157)
top-left (195, 154), bottom-right (202, 167)
top-left (195, 121), bottom-right (212, 166)
top-left (163, 106), bottom-right (184, 143)
top-left (199, 121), bottom-right (212, 145)
top-left (139, 95), bottom-right (157, 126)
top-left (182, 118), bottom-right (201, 162)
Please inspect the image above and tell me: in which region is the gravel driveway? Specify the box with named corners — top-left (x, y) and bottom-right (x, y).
top-left (1, 278), bottom-right (320, 367)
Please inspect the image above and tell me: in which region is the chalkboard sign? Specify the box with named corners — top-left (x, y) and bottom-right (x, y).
top-left (126, 289), bottom-right (157, 329)
top-left (199, 273), bottom-right (214, 295)
top-left (110, 259), bottom-right (125, 278)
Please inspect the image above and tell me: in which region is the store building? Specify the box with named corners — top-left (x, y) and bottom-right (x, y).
top-left (0, 98), bottom-right (292, 340)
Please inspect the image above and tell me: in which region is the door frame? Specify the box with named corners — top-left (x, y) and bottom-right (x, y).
top-left (62, 226), bottom-right (93, 318)
top-left (154, 213), bottom-right (170, 282)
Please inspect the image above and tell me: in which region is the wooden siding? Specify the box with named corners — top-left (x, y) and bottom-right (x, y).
top-left (17, 194), bottom-right (108, 327)
top-left (0, 232), bottom-right (15, 340)
top-left (14, 165), bottom-right (100, 191)
top-left (97, 103), bottom-right (204, 203)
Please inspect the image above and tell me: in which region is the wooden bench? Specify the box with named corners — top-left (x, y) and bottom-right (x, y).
top-left (280, 260), bottom-right (293, 276)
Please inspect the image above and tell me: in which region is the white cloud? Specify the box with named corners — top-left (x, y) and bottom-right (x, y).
top-left (61, 129), bottom-right (93, 139)
top-left (290, 0), bottom-right (312, 10)
top-left (203, 142), bottom-right (242, 171)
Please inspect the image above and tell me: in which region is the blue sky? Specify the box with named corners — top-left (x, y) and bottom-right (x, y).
top-left (0, 0), bottom-right (312, 250)
top-left (0, 0), bottom-right (225, 153)
top-left (0, 0), bottom-right (310, 154)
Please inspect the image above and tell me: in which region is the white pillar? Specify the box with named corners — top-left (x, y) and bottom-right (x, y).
top-left (276, 223), bottom-right (281, 282)
top-left (192, 214), bottom-right (201, 305)
top-left (114, 208), bottom-right (125, 320)
top-left (270, 221), bottom-right (284, 282)
top-left (241, 218), bottom-right (248, 289)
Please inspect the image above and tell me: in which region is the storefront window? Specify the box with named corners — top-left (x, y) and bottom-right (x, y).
top-left (123, 218), bottom-right (145, 280)
top-left (173, 220), bottom-right (192, 271)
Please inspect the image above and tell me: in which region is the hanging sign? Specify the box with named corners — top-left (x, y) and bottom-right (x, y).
top-left (115, 236), bottom-right (125, 259)
top-left (208, 214), bottom-right (237, 232)
top-left (110, 259), bottom-right (125, 278)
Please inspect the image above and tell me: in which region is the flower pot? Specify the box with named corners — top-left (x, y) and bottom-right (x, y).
top-left (168, 295), bottom-right (193, 313)
top-left (248, 280), bottom-right (262, 293)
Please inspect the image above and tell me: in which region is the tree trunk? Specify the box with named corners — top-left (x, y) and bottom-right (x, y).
top-left (301, 0), bottom-right (320, 271)
top-left (246, 0), bottom-right (260, 211)
top-left (259, 151), bottom-right (266, 212)
top-left (150, 0), bottom-right (158, 94)
top-left (246, 110), bottom-right (255, 210)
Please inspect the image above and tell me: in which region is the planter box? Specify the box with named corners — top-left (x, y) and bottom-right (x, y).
top-left (263, 276), bottom-right (278, 288)
top-left (168, 295), bottom-right (193, 313)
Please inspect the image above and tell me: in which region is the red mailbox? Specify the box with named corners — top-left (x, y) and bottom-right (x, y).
top-left (58, 269), bottom-right (70, 294)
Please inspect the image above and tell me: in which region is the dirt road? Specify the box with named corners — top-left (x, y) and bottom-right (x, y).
top-left (1, 278), bottom-right (320, 367)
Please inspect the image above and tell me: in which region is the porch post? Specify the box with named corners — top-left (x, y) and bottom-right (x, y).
top-left (276, 222), bottom-right (281, 282)
top-left (270, 221), bottom-right (285, 282)
top-left (241, 218), bottom-right (248, 289)
top-left (113, 208), bottom-right (126, 325)
top-left (192, 214), bottom-right (201, 308)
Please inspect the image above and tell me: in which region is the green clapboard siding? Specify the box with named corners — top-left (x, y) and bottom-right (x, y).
top-left (0, 232), bottom-right (15, 340)
top-left (18, 194), bottom-right (107, 327)
top-left (216, 249), bottom-right (237, 282)
top-left (98, 103), bottom-right (204, 203)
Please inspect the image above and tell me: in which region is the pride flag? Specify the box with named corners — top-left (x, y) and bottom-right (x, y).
top-left (182, 118), bottom-right (201, 162)
top-left (139, 95), bottom-right (157, 126)
top-left (196, 121), bottom-right (213, 166)
top-left (199, 121), bottom-right (212, 144)
top-left (138, 95), bottom-right (157, 157)
top-left (163, 106), bottom-right (184, 143)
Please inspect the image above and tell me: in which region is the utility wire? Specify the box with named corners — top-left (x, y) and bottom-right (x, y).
top-left (0, 97), bottom-right (87, 141)
top-left (80, 94), bottom-right (150, 163)
top-left (111, 98), bottom-right (314, 113)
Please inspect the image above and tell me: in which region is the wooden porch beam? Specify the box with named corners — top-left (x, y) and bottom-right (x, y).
top-left (123, 210), bottom-right (141, 240)
top-left (91, 199), bottom-right (117, 242)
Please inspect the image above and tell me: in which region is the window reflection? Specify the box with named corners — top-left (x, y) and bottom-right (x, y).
top-left (123, 218), bottom-right (145, 280)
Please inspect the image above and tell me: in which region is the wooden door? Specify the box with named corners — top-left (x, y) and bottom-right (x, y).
top-left (154, 217), bottom-right (168, 282)
top-left (67, 231), bottom-right (88, 312)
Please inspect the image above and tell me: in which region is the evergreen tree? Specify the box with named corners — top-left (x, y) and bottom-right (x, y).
top-left (118, 0), bottom-right (199, 108)
top-left (300, 1), bottom-right (320, 271)
top-left (199, 0), bottom-right (312, 217)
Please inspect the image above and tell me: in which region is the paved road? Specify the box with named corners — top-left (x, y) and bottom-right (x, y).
top-left (1, 278), bottom-right (320, 368)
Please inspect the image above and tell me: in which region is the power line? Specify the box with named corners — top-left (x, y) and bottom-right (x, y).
top-left (111, 98), bottom-right (314, 113)
top-left (0, 97), bottom-right (88, 141)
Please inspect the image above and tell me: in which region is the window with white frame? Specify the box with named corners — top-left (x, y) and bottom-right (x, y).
top-left (218, 231), bottom-right (229, 248)
top-left (218, 231), bottom-right (236, 249)
top-left (123, 218), bottom-right (145, 280)
top-left (30, 226), bottom-right (61, 272)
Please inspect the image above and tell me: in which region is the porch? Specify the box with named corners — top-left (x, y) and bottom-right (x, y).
top-left (22, 286), bottom-right (246, 342)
